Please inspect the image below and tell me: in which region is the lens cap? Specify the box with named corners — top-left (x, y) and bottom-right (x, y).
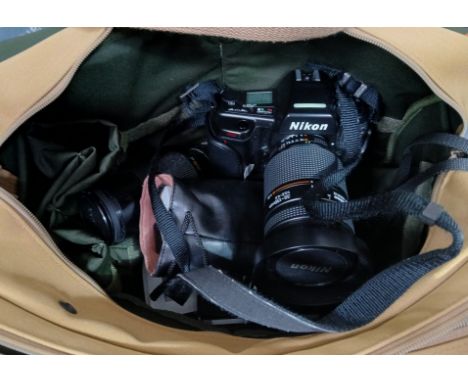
top-left (254, 222), bottom-right (372, 309)
top-left (274, 247), bottom-right (355, 287)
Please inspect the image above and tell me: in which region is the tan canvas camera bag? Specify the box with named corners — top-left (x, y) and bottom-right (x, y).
top-left (0, 27), bottom-right (468, 354)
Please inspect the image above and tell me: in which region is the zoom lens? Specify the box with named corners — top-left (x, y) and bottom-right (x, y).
top-left (264, 141), bottom-right (350, 236)
top-left (254, 139), bottom-right (372, 309)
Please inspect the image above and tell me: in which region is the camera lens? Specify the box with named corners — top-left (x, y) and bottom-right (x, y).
top-left (79, 188), bottom-right (139, 244)
top-left (78, 173), bottom-right (142, 244)
top-left (79, 190), bottom-right (115, 242)
top-left (254, 140), bottom-right (372, 309)
top-left (263, 142), bottom-right (349, 235)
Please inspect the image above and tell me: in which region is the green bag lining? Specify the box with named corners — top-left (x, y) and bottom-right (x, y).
top-left (37, 29), bottom-right (434, 130)
top-left (387, 95), bottom-right (461, 163)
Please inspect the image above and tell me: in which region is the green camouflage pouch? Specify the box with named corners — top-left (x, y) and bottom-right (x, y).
top-left (55, 228), bottom-right (142, 293)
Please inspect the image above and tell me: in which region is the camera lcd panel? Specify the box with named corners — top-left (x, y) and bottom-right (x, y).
top-left (246, 91), bottom-right (273, 105)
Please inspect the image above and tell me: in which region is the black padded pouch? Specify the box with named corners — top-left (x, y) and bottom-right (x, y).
top-left (139, 174), bottom-right (264, 282)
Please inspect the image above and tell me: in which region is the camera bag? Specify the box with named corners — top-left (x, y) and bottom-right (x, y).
top-left (0, 27), bottom-right (468, 354)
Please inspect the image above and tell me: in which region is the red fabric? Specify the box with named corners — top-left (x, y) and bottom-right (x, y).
top-left (139, 174), bottom-right (174, 275)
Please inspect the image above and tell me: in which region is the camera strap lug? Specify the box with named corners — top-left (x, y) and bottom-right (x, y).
top-left (338, 72), bottom-right (352, 87)
top-left (243, 164), bottom-right (255, 180)
top-left (333, 68), bottom-right (381, 121)
top-left (353, 83), bottom-right (368, 99)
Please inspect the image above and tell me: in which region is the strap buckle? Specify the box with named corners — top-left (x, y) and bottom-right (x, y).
top-left (420, 202), bottom-right (444, 226)
top-left (339, 72), bottom-right (368, 99)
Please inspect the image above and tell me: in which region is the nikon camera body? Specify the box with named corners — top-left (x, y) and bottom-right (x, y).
top-left (208, 68), bottom-right (372, 310)
top-left (208, 69), bottom-right (339, 179)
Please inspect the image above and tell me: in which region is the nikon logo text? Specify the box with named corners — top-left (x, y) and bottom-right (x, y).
top-left (289, 122), bottom-right (329, 131)
top-left (290, 264), bottom-right (332, 273)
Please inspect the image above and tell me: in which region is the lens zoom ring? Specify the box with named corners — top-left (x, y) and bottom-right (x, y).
top-left (264, 144), bottom-right (336, 198)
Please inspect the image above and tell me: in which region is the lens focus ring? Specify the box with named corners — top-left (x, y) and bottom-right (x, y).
top-left (264, 144), bottom-right (336, 197)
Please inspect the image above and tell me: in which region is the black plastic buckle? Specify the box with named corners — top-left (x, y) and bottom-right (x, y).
top-left (420, 202), bottom-right (444, 226)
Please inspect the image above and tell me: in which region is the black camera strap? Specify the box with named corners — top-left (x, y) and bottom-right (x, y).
top-left (302, 64), bottom-right (382, 195)
top-left (178, 187), bottom-right (463, 333)
top-left (391, 131), bottom-right (468, 189)
top-left (307, 63), bottom-right (382, 123)
top-left (149, 132), bottom-right (468, 333)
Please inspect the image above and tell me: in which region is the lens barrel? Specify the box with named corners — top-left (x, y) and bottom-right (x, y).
top-left (264, 141), bottom-right (350, 235)
top-left (255, 141), bottom-right (372, 309)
